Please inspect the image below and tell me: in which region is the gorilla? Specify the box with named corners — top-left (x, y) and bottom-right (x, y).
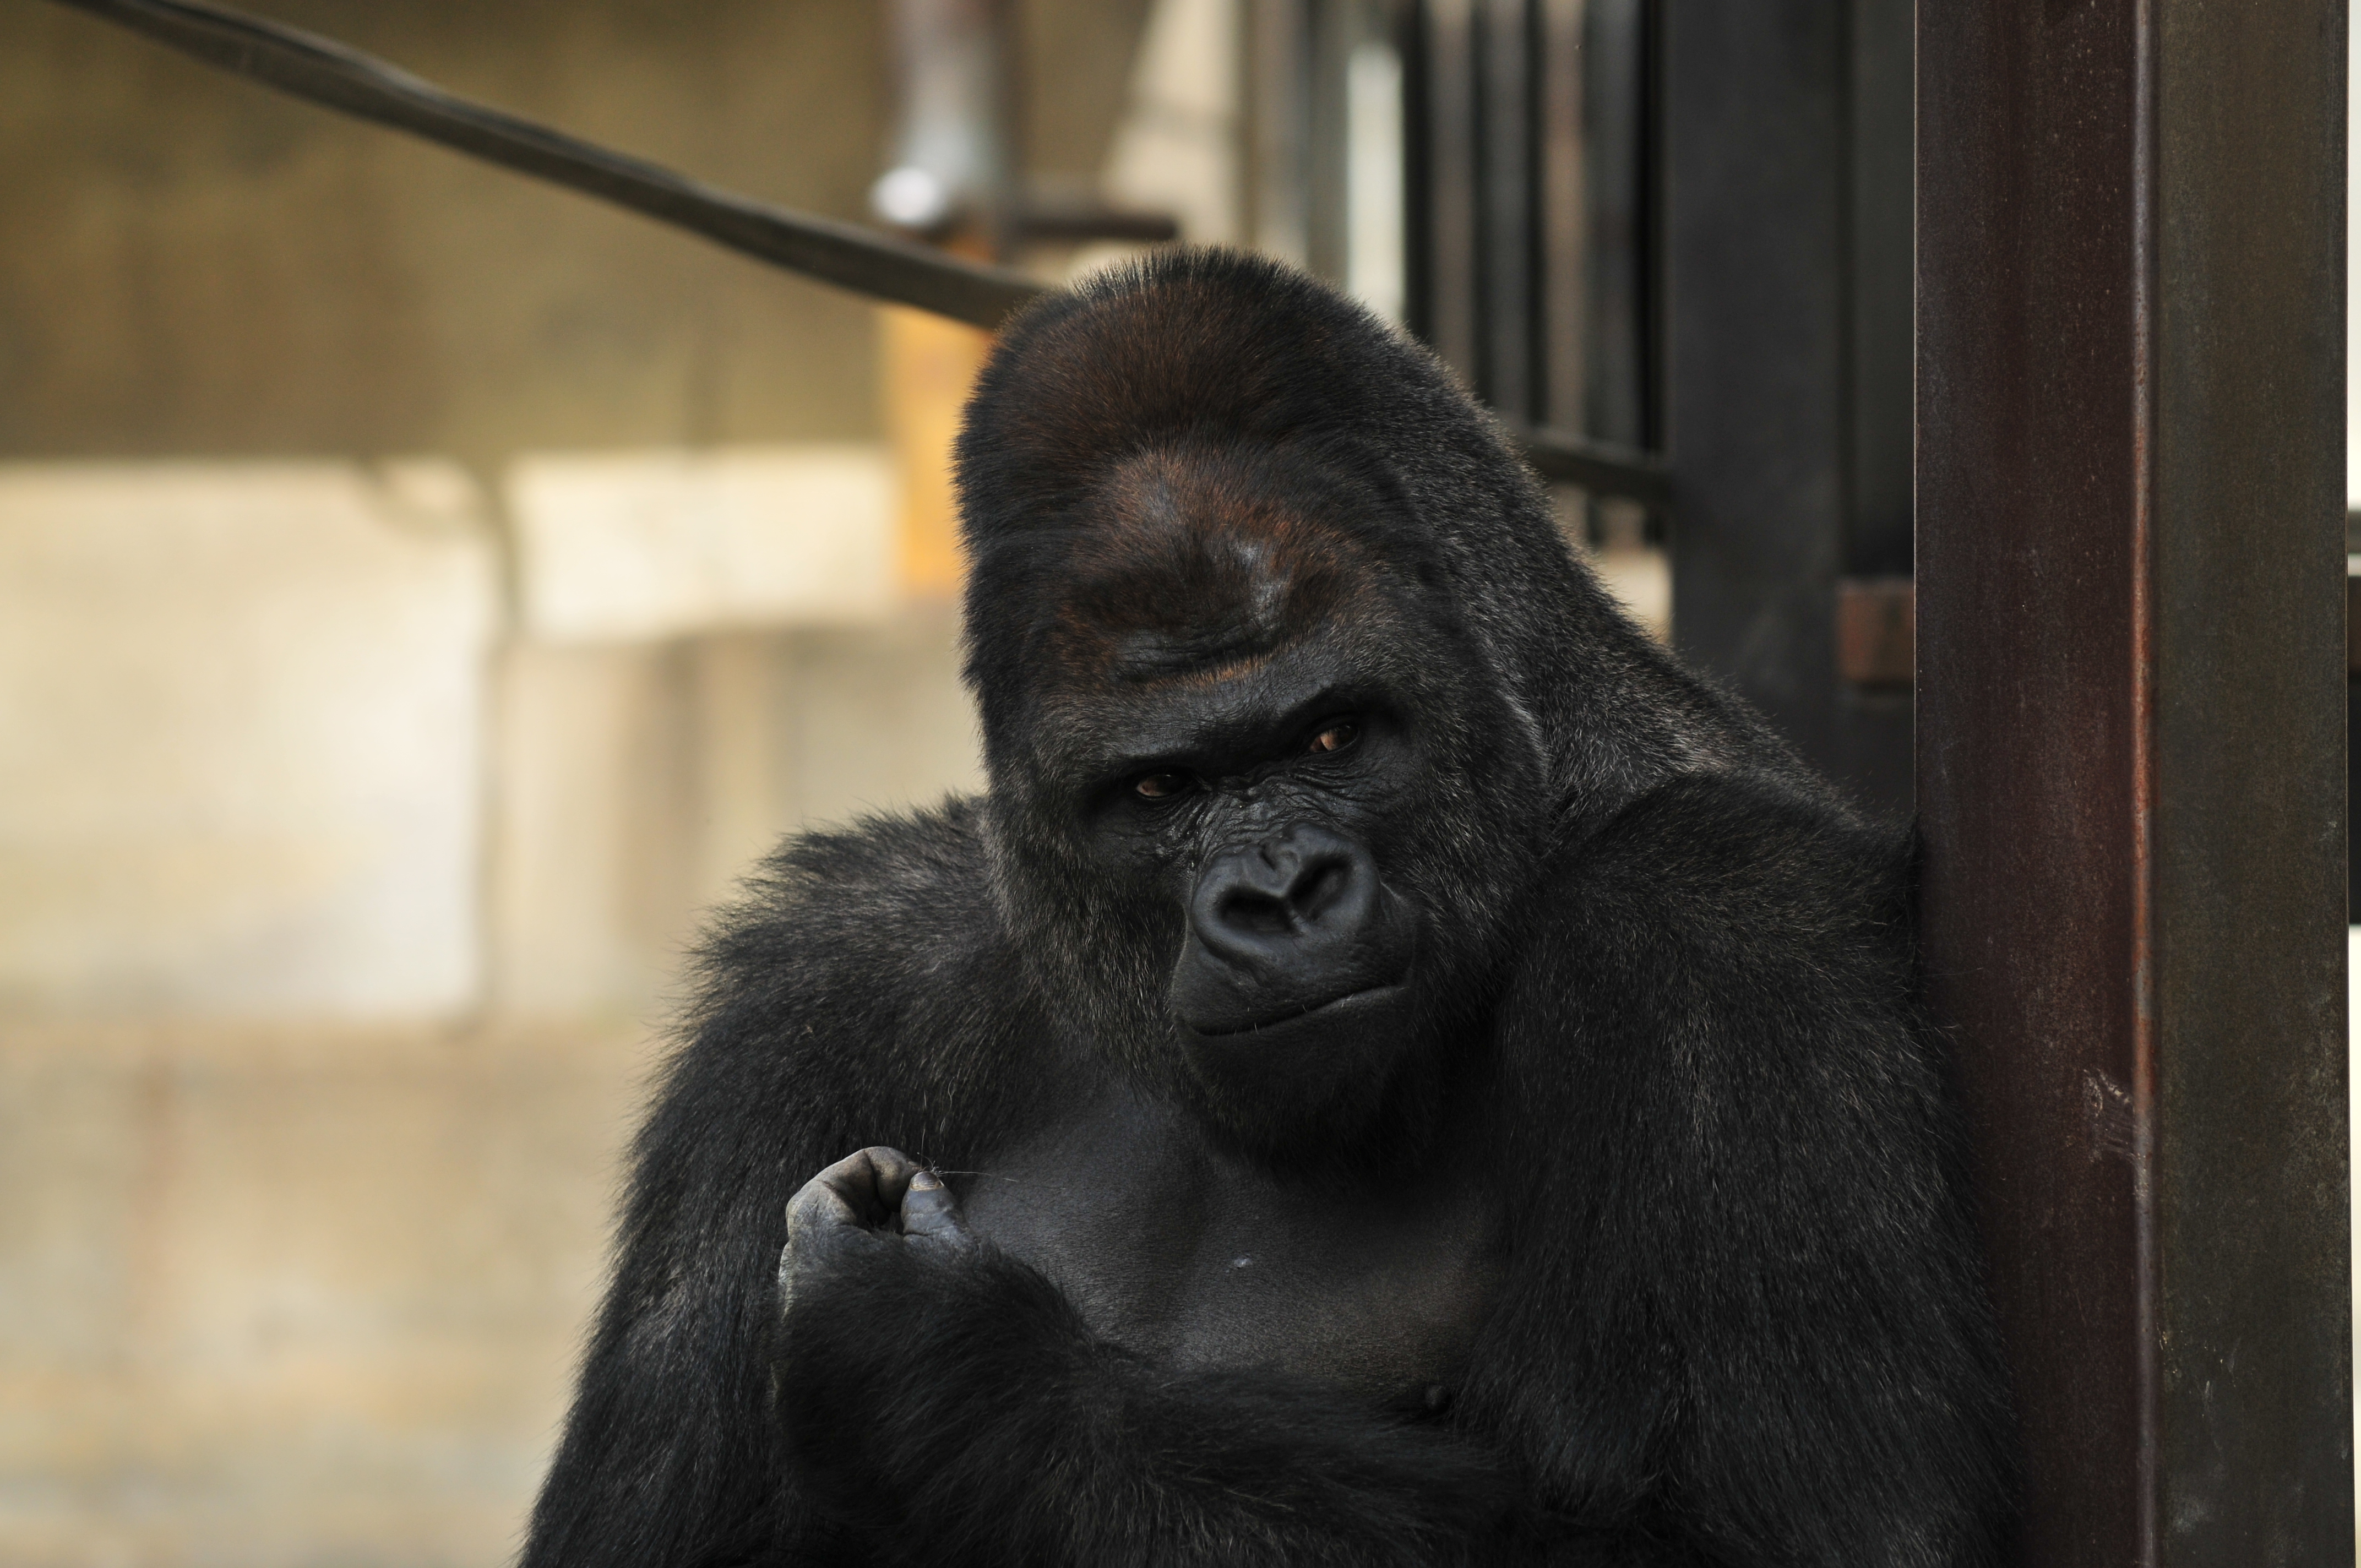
top-left (523, 249), bottom-right (2015, 1566)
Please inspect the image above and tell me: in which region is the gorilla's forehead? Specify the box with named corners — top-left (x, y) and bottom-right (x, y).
top-left (1046, 443), bottom-right (1399, 685)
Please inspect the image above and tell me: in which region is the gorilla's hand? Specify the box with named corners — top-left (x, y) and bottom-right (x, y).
top-left (777, 1146), bottom-right (972, 1322)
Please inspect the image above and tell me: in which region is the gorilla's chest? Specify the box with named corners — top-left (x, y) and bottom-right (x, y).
top-left (955, 1091), bottom-right (1503, 1410)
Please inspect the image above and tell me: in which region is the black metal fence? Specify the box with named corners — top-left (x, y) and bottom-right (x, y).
top-left (1402, 0), bottom-right (1652, 464)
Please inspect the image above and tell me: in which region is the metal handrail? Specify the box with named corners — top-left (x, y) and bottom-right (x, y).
top-left (43, 0), bottom-right (1044, 329)
top-left (42, 0), bottom-right (1672, 508)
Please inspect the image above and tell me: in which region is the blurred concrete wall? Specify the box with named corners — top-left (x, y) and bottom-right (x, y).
top-left (0, 0), bottom-right (1148, 469)
top-left (0, 449), bottom-right (988, 1566)
top-left (0, 1018), bottom-right (641, 1567)
top-left (0, 1), bottom-right (886, 468)
top-left (0, 3), bottom-right (1147, 1564)
top-left (0, 462), bottom-right (497, 1019)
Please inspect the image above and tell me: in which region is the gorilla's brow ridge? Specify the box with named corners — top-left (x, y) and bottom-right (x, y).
top-left (1054, 655), bottom-right (1378, 784)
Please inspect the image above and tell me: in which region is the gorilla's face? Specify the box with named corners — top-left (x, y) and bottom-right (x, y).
top-left (997, 444), bottom-right (1549, 1161)
top-left (1091, 631), bottom-right (1432, 1110)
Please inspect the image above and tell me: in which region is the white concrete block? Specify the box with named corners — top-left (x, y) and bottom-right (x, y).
top-left (785, 602), bottom-right (987, 834)
top-left (0, 1018), bottom-right (643, 1568)
top-left (485, 609), bottom-right (987, 1015)
top-left (508, 444), bottom-right (897, 643)
top-left (488, 641), bottom-right (698, 1014)
top-left (0, 461), bottom-right (497, 1017)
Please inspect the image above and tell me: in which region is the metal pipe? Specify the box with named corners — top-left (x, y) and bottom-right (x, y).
top-left (41, 0), bottom-right (1045, 328)
top-left (40, 0), bottom-right (1675, 510)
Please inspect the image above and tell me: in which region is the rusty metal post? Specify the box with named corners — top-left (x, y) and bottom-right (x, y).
top-left (1917, 3), bottom-right (2350, 1562)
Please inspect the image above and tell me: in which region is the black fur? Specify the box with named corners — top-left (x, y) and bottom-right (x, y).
top-left (523, 250), bottom-right (2016, 1567)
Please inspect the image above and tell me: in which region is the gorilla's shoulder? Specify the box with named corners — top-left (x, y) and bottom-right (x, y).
top-left (1493, 775), bottom-right (1943, 1196)
top-left (1544, 770), bottom-right (1917, 1001)
top-left (662, 798), bottom-right (1042, 1150)
top-left (705, 796), bottom-right (1003, 978)
top-left (1579, 771), bottom-right (1905, 913)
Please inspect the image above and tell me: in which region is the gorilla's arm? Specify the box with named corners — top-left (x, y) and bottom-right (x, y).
top-left (526, 806), bottom-right (1521, 1568)
top-left (523, 807), bottom-right (1047, 1568)
top-left (1464, 773), bottom-right (2018, 1566)
top-left (775, 1148), bottom-right (1522, 1568)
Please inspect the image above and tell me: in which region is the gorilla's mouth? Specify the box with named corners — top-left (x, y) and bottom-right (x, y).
top-left (1181, 981), bottom-right (1407, 1038)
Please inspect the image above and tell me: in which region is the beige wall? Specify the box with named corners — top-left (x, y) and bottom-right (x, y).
top-left (0, 462), bottom-right (498, 1020)
top-left (0, 1020), bottom-right (645, 1568)
top-left (489, 605), bottom-right (984, 1016)
top-left (0, 0), bottom-right (1147, 468)
top-left (0, 1), bottom-right (885, 469)
top-left (0, 3), bottom-right (1143, 1563)
top-left (0, 447), bottom-right (985, 1564)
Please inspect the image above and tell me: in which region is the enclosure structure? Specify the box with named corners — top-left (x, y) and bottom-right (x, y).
top-left (1277, 1), bottom-right (2353, 1556)
top-left (1918, 3), bottom-right (2349, 1560)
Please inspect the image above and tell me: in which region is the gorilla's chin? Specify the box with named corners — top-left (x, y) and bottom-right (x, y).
top-left (1171, 984), bottom-right (1428, 1163)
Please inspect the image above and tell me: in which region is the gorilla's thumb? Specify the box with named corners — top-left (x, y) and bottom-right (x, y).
top-left (899, 1169), bottom-right (972, 1246)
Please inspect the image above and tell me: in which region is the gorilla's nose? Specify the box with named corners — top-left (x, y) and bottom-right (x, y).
top-left (1174, 823), bottom-right (1413, 1035)
top-left (1195, 824), bottom-right (1374, 954)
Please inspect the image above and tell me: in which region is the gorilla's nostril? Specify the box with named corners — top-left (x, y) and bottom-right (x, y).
top-left (1176, 824), bottom-right (1413, 1037)
top-left (1212, 852), bottom-right (1354, 938)
top-left (1290, 857), bottom-right (1352, 922)
top-left (1217, 887), bottom-right (1293, 937)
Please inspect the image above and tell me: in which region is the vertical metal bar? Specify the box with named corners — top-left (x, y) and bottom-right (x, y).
top-left (1632, 0), bottom-right (1661, 456)
top-left (1252, 0), bottom-right (1311, 266)
top-left (1422, 0), bottom-right (1480, 385)
top-left (1400, 0), bottom-right (1435, 345)
top-left (1538, 0), bottom-right (1586, 434)
top-left (1664, 0), bottom-right (1913, 812)
top-left (1582, 0), bottom-right (1646, 453)
top-left (1481, 0), bottom-right (1533, 418)
top-left (1919, 10), bottom-right (2150, 1555)
top-left (1917, 0), bottom-right (2351, 1560)
top-left (1843, 0), bottom-right (1910, 578)
top-left (2150, 4), bottom-right (2351, 1545)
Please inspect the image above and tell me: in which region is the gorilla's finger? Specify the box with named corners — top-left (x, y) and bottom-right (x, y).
top-left (795, 1146), bottom-right (921, 1234)
top-left (845, 1145), bottom-right (923, 1212)
top-left (786, 1150), bottom-right (908, 1264)
top-left (898, 1168), bottom-right (972, 1247)
top-left (782, 1178), bottom-right (858, 1259)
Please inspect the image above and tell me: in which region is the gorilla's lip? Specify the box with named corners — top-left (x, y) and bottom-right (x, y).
top-left (1180, 981), bottom-right (1407, 1039)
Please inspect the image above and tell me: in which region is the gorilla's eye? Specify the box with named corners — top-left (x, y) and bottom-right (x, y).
top-left (1307, 720), bottom-right (1361, 755)
top-left (1134, 771), bottom-right (1193, 801)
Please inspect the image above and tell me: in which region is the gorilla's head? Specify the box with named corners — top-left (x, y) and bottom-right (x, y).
top-left (956, 251), bottom-right (1761, 1166)
top-left (987, 433), bottom-right (1548, 1158)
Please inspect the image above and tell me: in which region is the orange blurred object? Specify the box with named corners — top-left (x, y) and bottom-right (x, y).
top-left (882, 303), bottom-right (995, 597)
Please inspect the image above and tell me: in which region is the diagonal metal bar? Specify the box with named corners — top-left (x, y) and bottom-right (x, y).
top-left (43, 0), bottom-right (1679, 511)
top-left (40, 0), bottom-right (1047, 329)
top-left (1505, 426), bottom-right (1671, 508)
